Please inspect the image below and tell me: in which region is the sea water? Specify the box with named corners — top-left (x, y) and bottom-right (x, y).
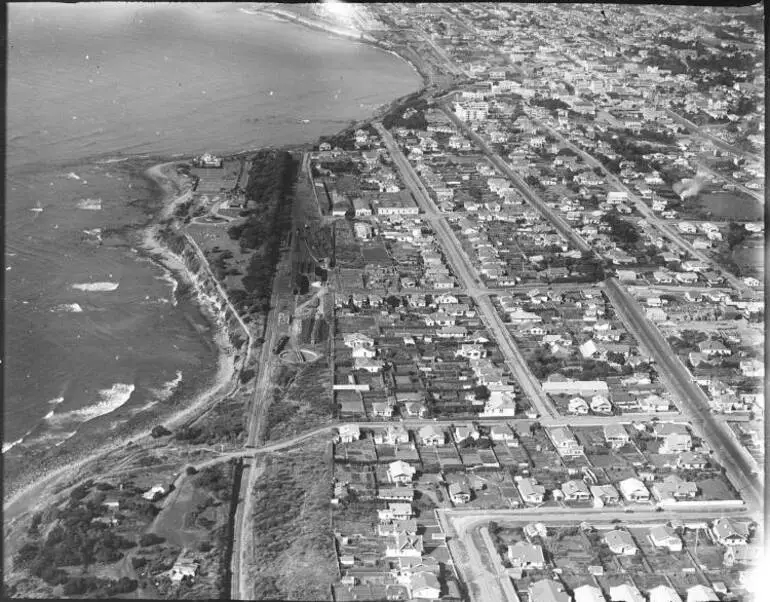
top-left (5, 3), bottom-right (420, 467)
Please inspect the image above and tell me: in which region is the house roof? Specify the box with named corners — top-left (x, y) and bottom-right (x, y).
top-left (610, 583), bottom-right (645, 602)
top-left (712, 518), bottom-right (750, 541)
top-left (686, 585), bottom-right (719, 602)
top-left (574, 584), bottom-right (606, 602)
top-left (649, 585), bottom-right (682, 602)
top-left (529, 579), bottom-right (571, 602)
top-left (508, 541), bottom-right (545, 566)
top-left (649, 524), bottom-right (680, 544)
top-left (603, 424), bottom-right (629, 439)
top-left (605, 530), bottom-right (636, 550)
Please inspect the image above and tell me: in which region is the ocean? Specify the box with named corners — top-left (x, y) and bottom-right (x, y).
top-left (4, 3), bottom-right (420, 473)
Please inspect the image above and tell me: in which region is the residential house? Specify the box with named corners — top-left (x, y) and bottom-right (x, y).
top-left (602, 424), bottom-right (630, 449)
top-left (517, 477), bottom-right (546, 505)
top-left (169, 558), bottom-right (199, 582)
top-left (619, 477), bottom-right (650, 503)
top-left (375, 424), bottom-right (410, 445)
top-left (610, 583), bottom-right (645, 602)
top-left (489, 425), bottom-right (517, 445)
top-left (605, 530), bottom-right (638, 556)
top-left (711, 518), bottom-right (750, 547)
top-left (686, 585), bottom-right (719, 602)
top-left (386, 532), bottom-right (424, 558)
top-left (448, 481), bottom-right (471, 505)
top-left (639, 394), bottom-right (670, 412)
top-left (677, 451), bottom-right (708, 470)
top-left (454, 423), bottom-right (480, 443)
top-left (370, 401), bottom-right (394, 417)
top-left (568, 397), bottom-right (589, 415)
top-left (561, 479), bottom-right (591, 502)
top-left (142, 485), bottom-right (166, 501)
top-left (418, 425), bottom-right (445, 446)
top-left (410, 571), bottom-right (441, 600)
top-left (590, 484), bottom-right (620, 507)
top-left (649, 525), bottom-right (683, 552)
top-left (590, 395), bottom-right (613, 414)
top-left (387, 460), bottom-right (417, 485)
top-left (529, 579), bottom-right (571, 602)
top-left (655, 424), bottom-right (692, 454)
top-left (574, 585), bottom-right (606, 602)
top-left (549, 426), bottom-right (584, 457)
top-left (355, 357), bottom-right (384, 373)
top-left (652, 475), bottom-right (698, 502)
top-left (698, 339), bottom-right (731, 357)
top-left (508, 541), bottom-right (546, 570)
top-left (649, 585), bottom-right (682, 602)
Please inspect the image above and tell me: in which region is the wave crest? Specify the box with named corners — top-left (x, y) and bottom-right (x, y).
top-left (72, 282), bottom-right (119, 292)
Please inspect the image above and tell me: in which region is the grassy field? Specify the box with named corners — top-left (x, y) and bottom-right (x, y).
top-left (247, 438), bottom-right (337, 600)
top-left (263, 360), bottom-right (335, 442)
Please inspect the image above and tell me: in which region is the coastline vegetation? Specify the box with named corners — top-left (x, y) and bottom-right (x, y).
top-left (249, 441), bottom-right (336, 600)
top-left (225, 150), bottom-right (298, 316)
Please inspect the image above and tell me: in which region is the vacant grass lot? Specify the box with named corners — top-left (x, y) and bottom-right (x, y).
top-left (248, 439), bottom-right (336, 601)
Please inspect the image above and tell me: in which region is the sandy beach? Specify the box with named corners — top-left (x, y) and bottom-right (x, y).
top-left (3, 162), bottom-right (245, 528)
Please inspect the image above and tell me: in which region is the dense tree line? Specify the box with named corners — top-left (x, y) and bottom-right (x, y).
top-left (224, 150), bottom-right (298, 315)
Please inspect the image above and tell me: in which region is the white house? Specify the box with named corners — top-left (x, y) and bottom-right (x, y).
top-left (649, 585), bottom-right (682, 602)
top-left (649, 524), bottom-right (682, 552)
top-left (517, 477), bottom-right (546, 505)
top-left (575, 585), bottom-right (606, 602)
top-left (619, 477), bottom-right (650, 503)
top-left (605, 530), bottom-right (638, 556)
top-left (610, 583), bottom-right (645, 602)
top-left (339, 424), bottom-right (361, 443)
top-left (387, 460), bottom-right (417, 484)
top-left (418, 425), bottom-right (445, 446)
top-left (602, 424), bottom-right (629, 449)
top-left (508, 541), bottom-right (546, 569)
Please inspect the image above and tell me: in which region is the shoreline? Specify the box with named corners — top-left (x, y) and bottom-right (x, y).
top-left (4, 6), bottom-right (429, 537)
top-left (254, 6), bottom-right (428, 94)
top-left (3, 162), bottom-right (245, 523)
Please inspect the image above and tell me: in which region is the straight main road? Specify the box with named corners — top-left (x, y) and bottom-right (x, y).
top-left (604, 278), bottom-right (762, 512)
top-left (440, 105), bottom-right (593, 255)
top-left (527, 112), bottom-right (754, 297)
top-left (375, 122), bottom-right (558, 419)
top-left (664, 108), bottom-right (762, 163)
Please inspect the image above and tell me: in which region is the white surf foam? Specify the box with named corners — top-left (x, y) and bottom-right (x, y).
top-left (157, 371), bottom-right (183, 401)
top-left (48, 396), bottom-right (65, 405)
top-left (66, 172), bottom-right (81, 180)
top-left (46, 383), bottom-right (135, 425)
top-left (155, 271), bottom-right (179, 306)
top-left (77, 198), bottom-right (103, 210)
top-left (3, 438), bottom-right (24, 454)
top-left (72, 282), bottom-right (120, 292)
top-left (52, 303), bottom-right (84, 313)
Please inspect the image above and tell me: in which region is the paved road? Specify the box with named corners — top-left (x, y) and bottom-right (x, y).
top-left (664, 108), bottom-right (762, 163)
top-left (527, 113), bottom-right (754, 297)
top-left (440, 105), bottom-right (593, 255)
top-left (375, 122), bottom-right (558, 420)
top-left (604, 278), bottom-right (762, 512)
top-left (479, 526), bottom-right (520, 602)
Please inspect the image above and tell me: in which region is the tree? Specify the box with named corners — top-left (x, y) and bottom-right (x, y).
top-left (151, 425), bottom-right (171, 438)
top-left (473, 385), bottom-right (491, 400)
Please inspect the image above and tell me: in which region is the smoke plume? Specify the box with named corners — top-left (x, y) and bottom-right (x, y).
top-left (673, 172), bottom-right (706, 200)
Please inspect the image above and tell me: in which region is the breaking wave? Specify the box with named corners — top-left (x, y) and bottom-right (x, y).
top-left (3, 438), bottom-right (24, 454)
top-left (72, 282), bottom-right (120, 292)
top-left (46, 383), bottom-right (135, 424)
top-left (48, 396), bottom-right (65, 405)
top-left (52, 303), bottom-right (84, 313)
top-left (77, 198), bottom-right (103, 210)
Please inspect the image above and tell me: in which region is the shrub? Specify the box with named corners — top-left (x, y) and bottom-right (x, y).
top-left (186, 466), bottom-right (198, 476)
top-left (139, 533), bottom-right (166, 547)
top-left (151, 425), bottom-right (171, 438)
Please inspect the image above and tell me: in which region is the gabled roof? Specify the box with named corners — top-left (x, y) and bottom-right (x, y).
top-left (649, 585), bottom-right (682, 602)
top-left (574, 584), bottom-right (606, 602)
top-left (529, 579), bottom-right (571, 602)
